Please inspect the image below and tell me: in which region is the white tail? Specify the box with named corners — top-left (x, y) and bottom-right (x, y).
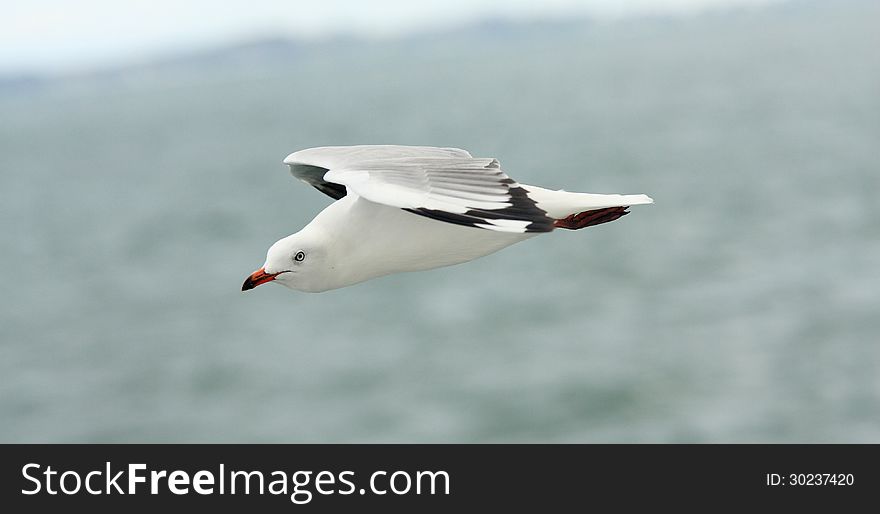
top-left (522, 184), bottom-right (653, 219)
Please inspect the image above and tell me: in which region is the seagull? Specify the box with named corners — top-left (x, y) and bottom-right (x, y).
top-left (242, 145), bottom-right (652, 293)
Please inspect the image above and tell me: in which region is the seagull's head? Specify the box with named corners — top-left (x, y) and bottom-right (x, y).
top-left (242, 231), bottom-right (330, 293)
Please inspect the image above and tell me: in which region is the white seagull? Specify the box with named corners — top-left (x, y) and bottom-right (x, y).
top-left (242, 145), bottom-right (652, 293)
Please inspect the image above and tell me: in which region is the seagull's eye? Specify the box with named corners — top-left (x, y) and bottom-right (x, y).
top-left (294, 251), bottom-right (305, 262)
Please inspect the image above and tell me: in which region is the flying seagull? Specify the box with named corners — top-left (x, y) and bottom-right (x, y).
top-left (243, 145), bottom-right (652, 293)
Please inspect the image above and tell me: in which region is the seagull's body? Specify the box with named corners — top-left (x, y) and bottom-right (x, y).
top-left (243, 145), bottom-right (652, 293)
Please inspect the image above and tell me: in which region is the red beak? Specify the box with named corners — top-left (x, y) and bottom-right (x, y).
top-left (242, 268), bottom-right (279, 291)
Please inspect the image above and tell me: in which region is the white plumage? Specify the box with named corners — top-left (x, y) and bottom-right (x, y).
top-left (242, 145), bottom-right (653, 292)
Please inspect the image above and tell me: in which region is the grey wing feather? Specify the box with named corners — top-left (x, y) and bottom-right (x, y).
top-left (324, 157), bottom-right (555, 233)
top-left (283, 145), bottom-right (472, 200)
top-left (282, 145), bottom-right (554, 233)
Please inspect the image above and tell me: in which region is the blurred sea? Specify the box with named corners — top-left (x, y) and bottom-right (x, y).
top-left (1, 0), bottom-right (878, 442)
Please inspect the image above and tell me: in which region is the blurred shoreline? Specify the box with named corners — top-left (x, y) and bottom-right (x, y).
top-left (0, 0), bottom-right (854, 97)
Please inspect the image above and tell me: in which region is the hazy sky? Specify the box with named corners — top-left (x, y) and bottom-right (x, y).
top-left (2, 0), bottom-right (780, 73)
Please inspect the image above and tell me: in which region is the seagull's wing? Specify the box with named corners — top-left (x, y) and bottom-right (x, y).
top-left (324, 156), bottom-right (555, 233)
top-left (283, 145), bottom-right (472, 200)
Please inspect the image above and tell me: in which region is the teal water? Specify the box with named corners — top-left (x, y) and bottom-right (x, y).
top-left (1, 1), bottom-right (878, 442)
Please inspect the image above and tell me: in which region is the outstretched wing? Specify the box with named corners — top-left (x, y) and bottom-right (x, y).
top-left (283, 145), bottom-right (472, 200)
top-left (324, 156), bottom-right (554, 233)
